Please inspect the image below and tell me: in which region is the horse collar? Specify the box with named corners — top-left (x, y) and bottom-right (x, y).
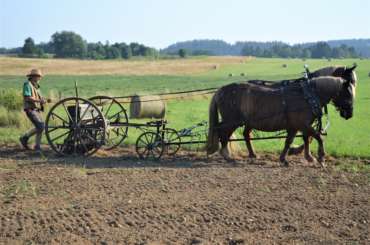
top-left (300, 79), bottom-right (323, 118)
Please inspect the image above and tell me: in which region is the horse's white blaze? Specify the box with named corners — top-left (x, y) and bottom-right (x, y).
top-left (351, 71), bottom-right (357, 98)
top-left (350, 83), bottom-right (356, 98)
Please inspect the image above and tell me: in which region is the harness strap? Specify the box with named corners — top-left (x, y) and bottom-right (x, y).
top-left (29, 82), bottom-right (41, 101)
top-left (280, 87), bottom-right (287, 113)
top-left (300, 79), bottom-right (324, 132)
top-left (32, 82), bottom-right (43, 111)
top-left (300, 80), bottom-right (323, 117)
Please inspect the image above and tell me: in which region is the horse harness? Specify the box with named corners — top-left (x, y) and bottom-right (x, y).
top-left (280, 77), bottom-right (328, 133)
top-left (267, 67), bottom-right (330, 133)
top-left (300, 79), bottom-right (323, 118)
top-left (267, 74), bottom-right (327, 133)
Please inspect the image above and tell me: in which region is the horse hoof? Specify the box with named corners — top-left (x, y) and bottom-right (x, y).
top-left (222, 156), bottom-right (235, 163)
top-left (227, 159), bottom-right (237, 165)
top-left (249, 154), bottom-right (257, 159)
top-left (280, 160), bottom-right (289, 167)
top-left (305, 155), bottom-right (316, 163)
top-left (319, 159), bottom-right (326, 168)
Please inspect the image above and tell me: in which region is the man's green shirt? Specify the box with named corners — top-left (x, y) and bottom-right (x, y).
top-left (23, 81), bottom-right (42, 109)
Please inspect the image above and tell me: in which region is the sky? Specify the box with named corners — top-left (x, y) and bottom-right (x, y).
top-left (1, 0), bottom-right (369, 49)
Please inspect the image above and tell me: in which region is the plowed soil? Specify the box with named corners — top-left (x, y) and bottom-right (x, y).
top-left (0, 145), bottom-right (369, 245)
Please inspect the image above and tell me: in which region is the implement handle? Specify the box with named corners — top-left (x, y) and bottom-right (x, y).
top-left (74, 81), bottom-right (78, 98)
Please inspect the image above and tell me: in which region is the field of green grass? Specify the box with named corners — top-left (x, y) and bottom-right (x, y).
top-left (0, 57), bottom-right (369, 158)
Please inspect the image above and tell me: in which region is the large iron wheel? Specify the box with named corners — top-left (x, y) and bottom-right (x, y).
top-left (163, 128), bottom-right (181, 156)
top-left (135, 132), bottom-right (164, 160)
top-left (45, 97), bottom-right (106, 156)
top-left (88, 96), bottom-right (129, 150)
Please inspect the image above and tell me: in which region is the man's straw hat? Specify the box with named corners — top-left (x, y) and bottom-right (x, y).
top-left (26, 69), bottom-right (43, 77)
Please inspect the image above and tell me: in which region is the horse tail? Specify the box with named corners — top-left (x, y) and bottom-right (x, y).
top-left (207, 93), bottom-right (220, 154)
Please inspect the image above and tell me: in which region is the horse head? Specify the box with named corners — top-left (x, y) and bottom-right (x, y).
top-left (314, 76), bottom-right (356, 120)
top-left (341, 64), bottom-right (358, 87)
top-left (313, 65), bottom-right (358, 87)
top-left (332, 78), bottom-right (356, 120)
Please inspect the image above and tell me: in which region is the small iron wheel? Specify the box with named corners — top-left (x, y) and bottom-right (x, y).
top-left (135, 132), bottom-right (164, 160)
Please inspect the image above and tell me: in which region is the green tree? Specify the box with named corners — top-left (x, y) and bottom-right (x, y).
top-left (310, 42), bottom-right (331, 58)
top-left (302, 48), bottom-right (311, 58)
top-left (241, 45), bottom-right (255, 56)
top-left (130, 43), bottom-right (141, 56)
top-left (142, 47), bottom-right (158, 57)
top-left (113, 42), bottom-right (132, 59)
top-left (331, 47), bottom-right (344, 58)
top-left (178, 48), bottom-right (187, 58)
top-left (106, 46), bottom-right (121, 59)
top-left (347, 46), bottom-right (358, 58)
top-left (51, 31), bottom-right (87, 58)
top-left (37, 42), bottom-right (53, 54)
top-left (122, 45), bottom-right (132, 59)
top-left (22, 37), bottom-right (37, 55)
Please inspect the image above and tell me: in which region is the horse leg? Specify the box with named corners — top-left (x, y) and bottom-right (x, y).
top-left (303, 133), bottom-right (316, 163)
top-left (243, 127), bottom-right (257, 158)
top-left (288, 136), bottom-right (313, 155)
top-left (306, 127), bottom-right (326, 167)
top-left (288, 144), bottom-right (304, 155)
top-left (279, 130), bottom-right (297, 167)
top-left (219, 126), bottom-right (237, 162)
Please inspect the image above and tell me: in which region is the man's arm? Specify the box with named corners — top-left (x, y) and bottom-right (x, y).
top-left (24, 96), bottom-right (45, 104)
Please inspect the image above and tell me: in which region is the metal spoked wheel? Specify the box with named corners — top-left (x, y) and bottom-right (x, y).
top-left (45, 97), bottom-right (106, 156)
top-left (163, 128), bottom-right (181, 156)
top-left (135, 132), bottom-right (164, 160)
top-left (88, 96), bottom-right (129, 150)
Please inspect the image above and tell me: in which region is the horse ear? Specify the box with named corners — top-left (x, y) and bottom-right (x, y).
top-left (348, 64), bottom-right (357, 71)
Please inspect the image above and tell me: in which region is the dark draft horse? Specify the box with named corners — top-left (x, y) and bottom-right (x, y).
top-left (207, 74), bottom-right (357, 167)
top-left (247, 65), bottom-right (358, 155)
top-left (247, 65), bottom-right (357, 88)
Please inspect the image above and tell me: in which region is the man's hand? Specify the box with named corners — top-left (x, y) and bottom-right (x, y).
top-left (40, 98), bottom-right (47, 104)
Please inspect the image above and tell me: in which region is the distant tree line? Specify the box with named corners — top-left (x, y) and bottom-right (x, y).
top-left (2, 35), bottom-right (368, 59)
top-left (240, 42), bottom-right (358, 58)
top-left (0, 31), bottom-right (158, 59)
top-left (163, 39), bottom-right (367, 58)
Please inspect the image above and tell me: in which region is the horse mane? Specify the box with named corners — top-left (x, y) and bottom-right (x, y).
top-left (350, 69), bottom-right (358, 87)
top-left (311, 66), bottom-right (345, 77)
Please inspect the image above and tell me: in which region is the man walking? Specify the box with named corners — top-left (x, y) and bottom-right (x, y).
top-left (19, 69), bottom-right (47, 151)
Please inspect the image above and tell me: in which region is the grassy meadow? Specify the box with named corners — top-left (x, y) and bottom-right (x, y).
top-left (0, 56), bottom-right (369, 158)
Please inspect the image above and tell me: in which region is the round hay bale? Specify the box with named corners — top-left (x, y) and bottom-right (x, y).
top-left (282, 64), bottom-right (288, 68)
top-left (212, 64), bottom-right (219, 70)
top-left (240, 73), bottom-right (246, 77)
top-left (368, 72), bottom-right (370, 77)
top-left (228, 73), bottom-right (233, 77)
top-left (227, 133), bottom-right (242, 157)
top-left (130, 95), bottom-right (166, 119)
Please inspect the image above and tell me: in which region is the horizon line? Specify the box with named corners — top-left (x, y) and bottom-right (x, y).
top-left (2, 36), bottom-right (370, 50)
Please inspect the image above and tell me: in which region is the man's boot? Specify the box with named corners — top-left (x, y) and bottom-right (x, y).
top-left (19, 136), bottom-right (30, 150)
